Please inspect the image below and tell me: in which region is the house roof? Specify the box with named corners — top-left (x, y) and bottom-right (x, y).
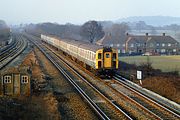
top-left (96, 33), bottom-right (179, 45)
top-left (128, 35), bottom-right (178, 43)
top-left (96, 34), bottom-right (126, 45)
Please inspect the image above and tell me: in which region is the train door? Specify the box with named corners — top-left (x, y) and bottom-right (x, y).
top-left (104, 52), bottom-right (112, 68)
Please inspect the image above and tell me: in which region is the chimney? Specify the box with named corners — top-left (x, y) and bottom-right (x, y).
top-left (163, 33), bottom-right (165, 36)
top-left (146, 33), bottom-right (148, 36)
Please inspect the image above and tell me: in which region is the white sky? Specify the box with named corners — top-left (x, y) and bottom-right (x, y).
top-left (0, 0), bottom-right (180, 25)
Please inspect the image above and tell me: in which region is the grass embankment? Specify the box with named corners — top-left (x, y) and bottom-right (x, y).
top-left (119, 55), bottom-right (180, 73)
top-left (118, 55), bottom-right (180, 103)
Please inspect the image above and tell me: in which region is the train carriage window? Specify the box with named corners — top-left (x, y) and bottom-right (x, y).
top-left (106, 53), bottom-right (110, 58)
top-left (88, 51), bottom-right (91, 60)
top-left (93, 53), bottom-right (95, 60)
top-left (113, 53), bottom-right (116, 59)
top-left (98, 53), bottom-right (102, 59)
top-left (82, 49), bottom-right (84, 57)
top-left (90, 52), bottom-right (92, 60)
top-left (86, 50), bottom-right (88, 59)
top-left (4, 76), bottom-right (11, 83)
top-left (21, 76), bottom-right (29, 84)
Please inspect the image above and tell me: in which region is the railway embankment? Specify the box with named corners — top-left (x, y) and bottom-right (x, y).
top-left (118, 60), bottom-right (180, 104)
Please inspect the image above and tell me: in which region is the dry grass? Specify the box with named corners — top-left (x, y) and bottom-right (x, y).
top-left (21, 50), bottom-right (45, 82)
top-left (120, 55), bottom-right (180, 73)
top-left (0, 48), bottom-right (61, 120)
top-left (141, 76), bottom-right (180, 103)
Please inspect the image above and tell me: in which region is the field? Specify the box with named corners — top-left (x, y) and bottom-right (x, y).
top-left (119, 55), bottom-right (180, 73)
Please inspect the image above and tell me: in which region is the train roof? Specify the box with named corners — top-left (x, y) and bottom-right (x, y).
top-left (65, 39), bottom-right (103, 52)
top-left (42, 34), bottom-right (104, 52)
top-left (79, 43), bottom-right (103, 52)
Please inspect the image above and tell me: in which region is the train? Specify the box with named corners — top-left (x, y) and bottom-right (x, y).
top-left (41, 34), bottom-right (119, 76)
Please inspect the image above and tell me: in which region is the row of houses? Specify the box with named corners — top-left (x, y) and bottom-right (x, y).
top-left (96, 33), bottom-right (179, 55)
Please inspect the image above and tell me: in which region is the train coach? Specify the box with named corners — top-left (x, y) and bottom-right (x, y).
top-left (41, 34), bottom-right (118, 76)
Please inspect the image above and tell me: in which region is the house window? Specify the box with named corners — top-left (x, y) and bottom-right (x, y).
top-left (118, 49), bottom-right (120, 53)
top-left (168, 43), bottom-right (171, 47)
top-left (173, 49), bottom-right (177, 52)
top-left (162, 43), bottom-right (165, 47)
top-left (130, 44), bottom-right (134, 47)
top-left (117, 44), bottom-right (120, 47)
top-left (110, 44), bottom-right (113, 47)
top-left (122, 44), bottom-right (125, 47)
top-left (4, 76), bottom-right (11, 83)
top-left (21, 76), bottom-right (29, 84)
top-left (150, 43), bottom-right (154, 47)
top-left (156, 43), bottom-right (160, 46)
top-left (175, 43), bottom-right (178, 46)
top-left (161, 49), bottom-right (166, 53)
top-left (137, 43), bottom-right (140, 47)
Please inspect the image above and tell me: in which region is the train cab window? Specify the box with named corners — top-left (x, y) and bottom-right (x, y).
top-left (21, 76), bottom-right (29, 84)
top-left (4, 76), bottom-right (11, 83)
top-left (113, 53), bottom-right (116, 59)
top-left (106, 53), bottom-right (110, 58)
top-left (98, 53), bottom-right (102, 59)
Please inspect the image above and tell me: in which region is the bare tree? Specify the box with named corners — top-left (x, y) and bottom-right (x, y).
top-left (136, 21), bottom-right (146, 32)
top-left (150, 27), bottom-right (157, 35)
top-left (176, 32), bottom-right (180, 42)
top-left (169, 24), bottom-right (180, 33)
top-left (105, 23), bottom-right (130, 40)
top-left (112, 23), bottom-right (129, 37)
top-left (80, 20), bottom-right (105, 43)
top-left (0, 20), bottom-right (10, 41)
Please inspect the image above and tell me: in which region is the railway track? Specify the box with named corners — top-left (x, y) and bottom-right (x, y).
top-left (0, 38), bottom-right (16, 59)
top-left (0, 34), bottom-right (27, 69)
top-left (25, 33), bottom-right (180, 119)
top-left (0, 38), bottom-right (15, 55)
top-left (25, 34), bottom-right (133, 120)
top-left (45, 49), bottom-right (164, 119)
top-left (113, 74), bottom-right (180, 120)
top-left (46, 45), bottom-right (180, 119)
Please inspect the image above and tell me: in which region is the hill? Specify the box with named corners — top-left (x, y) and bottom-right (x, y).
top-left (116, 16), bottom-right (180, 26)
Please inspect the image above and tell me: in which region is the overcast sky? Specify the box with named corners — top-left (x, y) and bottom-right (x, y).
top-left (0, 0), bottom-right (180, 25)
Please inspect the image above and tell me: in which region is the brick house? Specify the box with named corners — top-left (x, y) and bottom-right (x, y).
top-left (96, 33), bottom-right (179, 55)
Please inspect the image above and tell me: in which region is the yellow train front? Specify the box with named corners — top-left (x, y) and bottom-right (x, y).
top-left (96, 47), bottom-right (118, 77)
top-left (41, 34), bottom-right (118, 77)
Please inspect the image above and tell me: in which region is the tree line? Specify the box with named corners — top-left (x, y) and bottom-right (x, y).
top-left (25, 20), bottom-right (130, 43)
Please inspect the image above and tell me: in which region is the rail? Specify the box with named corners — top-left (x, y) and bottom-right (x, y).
top-left (114, 74), bottom-right (180, 119)
top-left (0, 35), bottom-right (27, 69)
top-left (25, 34), bottom-right (133, 120)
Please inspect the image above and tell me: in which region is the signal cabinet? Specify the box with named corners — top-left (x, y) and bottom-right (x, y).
top-left (0, 73), bottom-right (31, 96)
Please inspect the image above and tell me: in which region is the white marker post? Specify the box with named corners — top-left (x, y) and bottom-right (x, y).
top-left (137, 70), bottom-right (142, 85)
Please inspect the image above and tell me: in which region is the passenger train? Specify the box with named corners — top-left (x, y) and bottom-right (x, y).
top-left (41, 34), bottom-right (118, 76)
